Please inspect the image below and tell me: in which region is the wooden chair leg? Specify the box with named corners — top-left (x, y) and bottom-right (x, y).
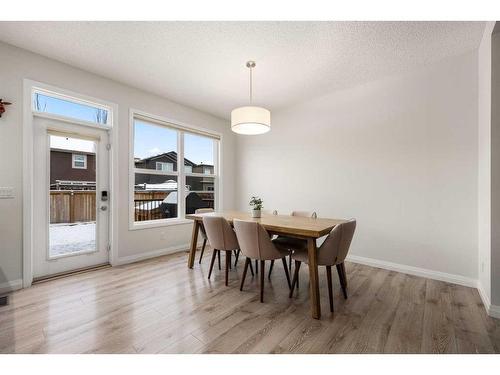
top-left (198, 238), bottom-right (207, 264)
top-left (240, 258), bottom-right (250, 291)
top-left (260, 260), bottom-right (265, 303)
top-left (218, 250), bottom-right (221, 270)
top-left (281, 257), bottom-right (292, 289)
top-left (268, 260), bottom-right (275, 280)
top-left (208, 249), bottom-right (217, 279)
top-left (326, 266), bottom-right (334, 312)
top-left (234, 249), bottom-right (240, 266)
top-left (225, 251), bottom-right (231, 286)
top-left (248, 258), bottom-right (254, 276)
top-left (289, 254), bottom-right (292, 271)
top-left (289, 260), bottom-right (301, 297)
top-left (336, 263), bottom-right (348, 299)
top-left (255, 260), bottom-right (259, 274)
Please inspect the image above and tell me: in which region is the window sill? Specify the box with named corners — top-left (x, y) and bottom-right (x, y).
top-left (129, 218), bottom-right (193, 231)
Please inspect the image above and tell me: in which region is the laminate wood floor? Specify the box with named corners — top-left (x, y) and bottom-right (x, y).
top-left (1, 248), bottom-right (499, 354)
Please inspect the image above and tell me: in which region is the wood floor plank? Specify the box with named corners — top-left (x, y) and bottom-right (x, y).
top-left (1, 248), bottom-right (499, 354)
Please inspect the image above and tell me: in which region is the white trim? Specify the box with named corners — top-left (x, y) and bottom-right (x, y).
top-left (23, 79), bottom-right (119, 284)
top-left (477, 281), bottom-right (500, 319)
top-left (113, 243), bottom-right (191, 266)
top-left (128, 218), bottom-right (192, 231)
top-left (489, 304), bottom-right (500, 319)
top-left (0, 279), bottom-right (23, 294)
top-left (346, 254), bottom-right (477, 288)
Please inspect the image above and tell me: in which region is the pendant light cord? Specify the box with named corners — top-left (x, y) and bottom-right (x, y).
top-left (249, 65), bottom-right (253, 103)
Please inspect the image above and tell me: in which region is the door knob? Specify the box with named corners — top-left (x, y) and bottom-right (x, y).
top-left (100, 205), bottom-right (108, 211)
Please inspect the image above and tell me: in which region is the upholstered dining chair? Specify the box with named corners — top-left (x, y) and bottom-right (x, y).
top-left (233, 219), bottom-right (292, 303)
top-left (272, 210), bottom-right (318, 274)
top-left (253, 209), bottom-right (278, 275)
top-left (195, 208), bottom-right (214, 264)
top-left (289, 219), bottom-right (356, 312)
top-left (202, 216), bottom-right (241, 286)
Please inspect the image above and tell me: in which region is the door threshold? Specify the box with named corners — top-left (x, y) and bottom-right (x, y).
top-left (32, 263), bottom-right (111, 284)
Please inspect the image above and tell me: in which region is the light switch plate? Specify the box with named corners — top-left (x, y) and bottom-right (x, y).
top-left (0, 187), bottom-right (14, 199)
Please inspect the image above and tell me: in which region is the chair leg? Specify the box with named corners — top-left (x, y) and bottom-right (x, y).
top-left (208, 249), bottom-right (217, 279)
top-left (289, 260), bottom-right (301, 297)
top-left (225, 251), bottom-right (231, 286)
top-left (240, 258), bottom-right (250, 291)
top-left (336, 263), bottom-right (348, 299)
top-left (260, 260), bottom-right (265, 303)
top-left (198, 238), bottom-right (207, 264)
top-left (255, 260), bottom-right (259, 274)
top-left (234, 249), bottom-right (240, 267)
top-left (218, 250), bottom-right (221, 270)
top-left (268, 260), bottom-right (275, 280)
top-left (248, 258), bottom-right (254, 276)
top-left (289, 253), bottom-right (292, 271)
top-left (326, 266), bottom-right (334, 312)
top-left (281, 257), bottom-right (292, 289)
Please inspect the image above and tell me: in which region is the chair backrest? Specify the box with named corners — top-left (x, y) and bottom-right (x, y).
top-left (233, 219), bottom-right (283, 260)
top-left (291, 210), bottom-right (317, 219)
top-left (202, 216), bottom-right (239, 251)
top-left (318, 219), bottom-right (356, 265)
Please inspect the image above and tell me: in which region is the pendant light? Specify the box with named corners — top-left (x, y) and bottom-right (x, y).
top-left (231, 61), bottom-right (271, 135)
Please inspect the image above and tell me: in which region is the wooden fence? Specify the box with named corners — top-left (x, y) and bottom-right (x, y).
top-left (50, 191), bottom-right (96, 224)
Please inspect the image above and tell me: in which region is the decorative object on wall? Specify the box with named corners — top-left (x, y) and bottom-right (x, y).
top-left (0, 99), bottom-right (12, 118)
top-left (231, 61), bottom-right (271, 135)
top-left (249, 196), bottom-right (264, 218)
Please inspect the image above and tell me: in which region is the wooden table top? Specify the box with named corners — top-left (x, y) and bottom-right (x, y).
top-left (186, 210), bottom-right (348, 238)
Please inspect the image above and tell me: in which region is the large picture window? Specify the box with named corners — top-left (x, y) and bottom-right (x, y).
top-left (131, 114), bottom-right (219, 227)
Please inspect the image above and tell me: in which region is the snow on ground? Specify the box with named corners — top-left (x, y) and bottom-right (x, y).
top-left (49, 222), bottom-right (96, 257)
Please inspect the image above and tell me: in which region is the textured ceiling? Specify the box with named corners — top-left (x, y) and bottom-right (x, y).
top-left (0, 21), bottom-right (486, 119)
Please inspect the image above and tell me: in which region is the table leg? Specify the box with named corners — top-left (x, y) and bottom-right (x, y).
top-left (307, 237), bottom-right (321, 319)
top-left (188, 220), bottom-right (200, 268)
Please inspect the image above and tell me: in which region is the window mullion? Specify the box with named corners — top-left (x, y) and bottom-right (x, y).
top-left (178, 131), bottom-right (185, 219)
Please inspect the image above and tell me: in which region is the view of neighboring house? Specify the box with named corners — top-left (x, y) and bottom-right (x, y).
top-left (50, 148), bottom-right (96, 190)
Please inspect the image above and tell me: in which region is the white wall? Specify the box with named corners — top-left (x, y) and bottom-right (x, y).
top-left (236, 50), bottom-right (479, 282)
top-left (0, 41), bottom-right (236, 288)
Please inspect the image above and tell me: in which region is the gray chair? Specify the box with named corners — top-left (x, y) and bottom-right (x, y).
top-left (289, 219), bottom-right (356, 312)
top-left (233, 219), bottom-right (292, 302)
top-left (196, 208), bottom-right (214, 264)
top-left (202, 216), bottom-right (241, 286)
top-left (272, 210), bottom-right (318, 274)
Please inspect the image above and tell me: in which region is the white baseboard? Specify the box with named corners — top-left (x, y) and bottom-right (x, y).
top-left (113, 243), bottom-right (192, 266)
top-left (0, 278), bottom-right (23, 294)
top-left (346, 254), bottom-right (477, 288)
top-left (477, 281), bottom-right (500, 319)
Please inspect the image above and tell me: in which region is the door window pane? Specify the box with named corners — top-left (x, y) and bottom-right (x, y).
top-left (49, 135), bottom-right (97, 257)
top-left (134, 174), bottom-right (178, 221)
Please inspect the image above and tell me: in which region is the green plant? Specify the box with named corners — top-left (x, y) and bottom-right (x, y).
top-left (249, 196), bottom-right (263, 210)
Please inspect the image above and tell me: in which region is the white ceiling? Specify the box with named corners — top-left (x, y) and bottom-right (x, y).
top-left (0, 21), bottom-right (486, 119)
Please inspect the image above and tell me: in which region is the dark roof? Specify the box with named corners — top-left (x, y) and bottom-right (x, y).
top-left (137, 151), bottom-right (196, 166)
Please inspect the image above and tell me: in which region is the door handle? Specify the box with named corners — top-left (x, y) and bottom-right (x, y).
top-left (100, 205), bottom-right (108, 211)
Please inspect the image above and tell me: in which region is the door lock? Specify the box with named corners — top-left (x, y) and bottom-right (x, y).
top-left (100, 205), bottom-right (108, 211)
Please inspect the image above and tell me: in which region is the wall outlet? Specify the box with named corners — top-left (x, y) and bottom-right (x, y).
top-left (0, 187), bottom-right (14, 199)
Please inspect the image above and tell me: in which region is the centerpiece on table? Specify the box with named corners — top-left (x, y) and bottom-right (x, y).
top-left (249, 196), bottom-right (263, 218)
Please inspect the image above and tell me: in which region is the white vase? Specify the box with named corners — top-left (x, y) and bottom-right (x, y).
top-left (252, 209), bottom-right (261, 218)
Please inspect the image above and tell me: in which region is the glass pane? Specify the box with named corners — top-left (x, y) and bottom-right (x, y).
top-left (134, 120), bottom-right (178, 171)
top-left (49, 135), bottom-right (97, 257)
top-left (34, 92), bottom-right (109, 125)
top-left (184, 133), bottom-right (215, 175)
top-left (134, 174), bottom-right (178, 221)
top-left (185, 176), bottom-right (215, 214)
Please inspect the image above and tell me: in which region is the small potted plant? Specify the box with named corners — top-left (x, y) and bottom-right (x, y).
top-left (249, 196), bottom-right (263, 218)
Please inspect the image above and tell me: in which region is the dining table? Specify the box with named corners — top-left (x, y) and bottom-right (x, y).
top-left (186, 210), bottom-right (348, 319)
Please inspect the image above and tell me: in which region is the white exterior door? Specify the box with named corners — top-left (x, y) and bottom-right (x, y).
top-left (32, 116), bottom-right (110, 279)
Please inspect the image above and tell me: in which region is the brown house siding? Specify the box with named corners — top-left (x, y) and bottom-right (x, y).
top-left (50, 150), bottom-right (96, 185)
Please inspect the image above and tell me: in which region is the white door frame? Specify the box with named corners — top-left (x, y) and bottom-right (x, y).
top-left (22, 79), bottom-right (119, 288)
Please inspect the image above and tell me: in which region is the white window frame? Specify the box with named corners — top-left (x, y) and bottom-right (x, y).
top-left (32, 88), bottom-right (112, 128)
top-left (155, 161), bottom-right (174, 172)
top-left (72, 153), bottom-right (88, 169)
top-left (129, 109), bottom-right (222, 230)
